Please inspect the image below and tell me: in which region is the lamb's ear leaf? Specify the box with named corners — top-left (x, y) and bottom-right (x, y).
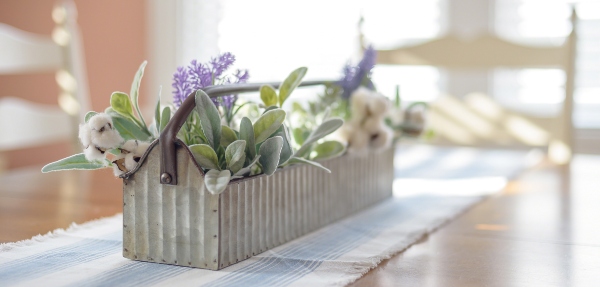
top-left (195, 90), bottom-right (222, 149)
top-left (154, 98), bottom-right (161, 132)
top-left (160, 107), bottom-right (171, 134)
top-left (253, 109), bottom-right (286, 144)
top-left (225, 140), bottom-right (246, 174)
top-left (85, 111), bottom-right (98, 123)
top-left (112, 115), bottom-right (152, 141)
top-left (234, 155), bottom-right (261, 176)
top-left (258, 136), bottom-right (283, 175)
top-left (295, 117), bottom-right (343, 157)
top-left (284, 157), bottom-right (331, 173)
top-left (279, 67), bottom-right (307, 107)
top-left (189, 144), bottom-right (220, 170)
top-left (311, 141), bottom-right (345, 161)
top-left (239, 117), bottom-right (256, 159)
top-left (221, 125), bottom-right (238, 148)
top-left (260, 85), bottom-right (278, 107)
top-left (204, 169), bottom-right (231, 195)
top-left (42, 154), bottom-right (108, 173)
top-left (110, 92), bottom-right (135, 120)
top-left (130, 60), bottom-right (148, 127)
top-left (271, 125), bottom-right (293, 165)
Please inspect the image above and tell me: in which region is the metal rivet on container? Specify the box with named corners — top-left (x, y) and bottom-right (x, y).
top-left (161, 173), bottom-right (172, 184)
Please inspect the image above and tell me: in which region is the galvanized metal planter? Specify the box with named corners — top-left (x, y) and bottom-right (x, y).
top-left (120, 81), bottom-right (394, 270)
top-left (122, 142), bottom-right (393, 270)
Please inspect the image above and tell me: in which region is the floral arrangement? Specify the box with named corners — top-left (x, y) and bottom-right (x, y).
top-left (41, 50), bottom-right (426, 195)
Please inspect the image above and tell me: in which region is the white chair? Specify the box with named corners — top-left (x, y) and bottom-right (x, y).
top-left (370, 9), bottom-right (577, 164)
top-left (0, 1), bottom-right (89, 169)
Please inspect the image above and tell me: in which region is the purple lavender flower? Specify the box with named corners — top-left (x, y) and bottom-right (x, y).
top-left (339, 46), bottom-right (377, 99)
top-left (172, 66), bottom-right (193, 107)
top-left (209, 52), bottom-right (236, 79)
top-left (171, 52), bottom-right (249, 108)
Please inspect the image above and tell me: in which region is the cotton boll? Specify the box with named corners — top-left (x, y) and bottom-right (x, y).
top-left (362, 117), bottom-right (384, 134)
top-left (369, 125), bottom-right (394, 151)
top-left (135, 141), bottom-right (151, 157)
top-left (88, 113), bottom-right (113, 130)
top-left (347, 128), bottom-right (370, 156)
top-left (84, 145), bottom-right (105, 162)
top-left (124, 153), bottom-right (141, 171)
top-left (112, 154), bottom-right (127, 176)
top-left (120, 140), bottom-right (138, 153)
top-left (334, 123), bottom-right (355, 144)
top-left (78, 123), bottom-right (92, 147)
top-left (88, 113), bottom-right (123, 149)
top-left (350, 87), bottom-right (372, 123)
top-left (367, 93), bottom-right (390, 117)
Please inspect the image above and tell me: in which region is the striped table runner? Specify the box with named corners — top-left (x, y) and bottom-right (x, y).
top-left (0, 145), bottom-right (538, 286)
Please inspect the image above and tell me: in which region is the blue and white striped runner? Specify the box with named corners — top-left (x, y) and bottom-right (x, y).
top-left (0, 145), bottom-right (538, 286)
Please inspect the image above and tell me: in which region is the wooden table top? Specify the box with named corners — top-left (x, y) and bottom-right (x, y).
top-left (1, 154), bottom-right (599, 286)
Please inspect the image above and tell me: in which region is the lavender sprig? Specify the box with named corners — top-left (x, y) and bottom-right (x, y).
top-left (338, 46), bottom-right (377, 99)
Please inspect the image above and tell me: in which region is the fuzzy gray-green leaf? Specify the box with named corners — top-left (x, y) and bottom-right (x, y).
top-left (160, 106), bottom-right (170, 133)
top-left (221, 125), bottom-right (238, 148)
top-left (239, 117), bottom-right (256, 159)
top-left (189, 144), bottom-right (220, 170)
top-left (285, 157), bottom-right (331, 173)
top-left (272, 125), bottom-right (293, 165)
top-left (130, 61), bottom-right (147, 127)
top-left (258, 136), bottom-right (283, 175)
top-left (234, 155), bottom-right (261, 176)
top-left (110, 92), bottom-right (134, 119)
top-left (279, 67), bottom-right (307, 107)
top-left (253, 109), bottom-right (286, 144)
top-left (195, 90), bottom-right (221, 149)
top-left (204, 169), bottom-right (231, 195)
top-left (85, 111), bottom-right (98, 123)
top-left (41, 153), bottom-right (107, 173)
top-left (225, 140), bottom-right (246, 174)
top-left (112, 115), bottom-right (151, 141)
top-left (154, 99), bottom-right (161, 132)
top-left (260, 85), bottom-right (278, 107)
top-left (312, 140), bottom-right (345, 161)
top-left (295, 117), bottom-right (343, 157)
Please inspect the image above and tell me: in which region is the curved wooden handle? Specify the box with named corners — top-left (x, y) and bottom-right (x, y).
top-left (159, 80), bottom-right (330, 185)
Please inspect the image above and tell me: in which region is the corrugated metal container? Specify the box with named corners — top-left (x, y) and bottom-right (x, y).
top-left (122, 141), bottom-right (394, 270)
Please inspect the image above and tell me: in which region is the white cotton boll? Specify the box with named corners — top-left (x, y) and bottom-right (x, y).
top-left (370, 125), bottom-right (394, 151)
top-left (124, 153), bottom-right (141, 171)
top-left (350, 87), bottom-right (372, 123)
top-left (347, 128), bottom-right (370, 156)
top-left (88, 113), bottom-right (113, 130)
top-left (84, 145), bottom-right (105, 162)
top-left (112, 165), bottom-right (125, 177)
top-left (334, 123), bottom-right (355, 144)
top-left (362, 117), bottom-right (384, 134)
top-left (91, 128), bottom-right (123, 149)
top-left (367, 93), bottom-right (390, 117)
top-left (120, 140), bottom-right (138, 153)
top-left (78, 123), bottom-right (92, 147)
top-left (135, 141), bottom-right (151, 157)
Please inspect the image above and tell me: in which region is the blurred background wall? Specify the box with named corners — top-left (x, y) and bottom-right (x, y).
top-left (0, 0), bottom-right (147, 169)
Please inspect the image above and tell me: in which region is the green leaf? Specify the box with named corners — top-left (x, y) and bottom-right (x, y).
top-left (285, 157), bottom-right (331, 173)
top-left (195, 90), bottom-right (222, 149)
top-left (225, 140), bottom-right (246, 174)
top-left (112, 115), bottom-right (151, 141)
top-left (262, 105), bottom-right (279, 114)
top-left (154, 98), bottom-right (160, 132)
top-left (204, 169), bottom-right (231, 195)
top-left (312, 141), bottom-right (345, 161)
top-left (292, 127), bottom-right (310, 146)
top-left (221, 125), bottom-right (238, 148)
top-left (239, 117), bottom-right (256, 159)
top-left (258, 136), bottom-right (283, 176)
top-left (41, 153), bottom-right (107, 173)
top-left (105, 107), bottom-right (120, 117)
top-left (253, 109), bottom-right (286, 144)
top-left (130, 61), bottom-right (148, 128)
top-left (110, 92), bottom-right (135, 119)
top-left (189, 144), bottom-right (220, 170)
top-left (272, 125), bottom-right (293, 165)
top-left (84, 111), bottom-right (98, 123)
top-left (279, 67), bottom-right (307, 107)
top-left (295, 117), bottom-right (344, 157)
top-left (292, 102), bottom-right (307, 115)
top-left (260, 85), bottom-right (278, 107)
top-left (234, 155), bottom-right (261, 176)
top-left (160, 107), bottom-right (171, 133)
